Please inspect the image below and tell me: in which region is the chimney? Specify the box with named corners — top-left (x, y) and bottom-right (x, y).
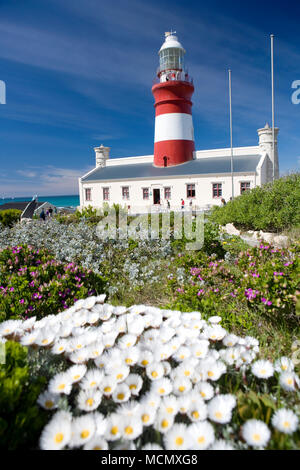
top-left (95, 144), bottom-right (110, 168)
top-left (257, 123), bottom-right (279, 180)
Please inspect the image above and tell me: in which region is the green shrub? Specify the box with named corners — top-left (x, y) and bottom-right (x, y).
top-left (0, 244), bottom-right (106, 322)
top-left (210, 173), bottom-right (300, 232)
top-left (0, 341), bottom-right (49, 450)
top-left (0, 209), bottom-right (21, 228)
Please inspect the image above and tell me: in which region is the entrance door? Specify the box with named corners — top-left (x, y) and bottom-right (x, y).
top-left (153, 189), bottom-right (161, 205)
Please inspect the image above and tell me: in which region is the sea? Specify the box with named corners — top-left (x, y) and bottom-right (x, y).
top-left (0, 195), bottom-right (80, 209)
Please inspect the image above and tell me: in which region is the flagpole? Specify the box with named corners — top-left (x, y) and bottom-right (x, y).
top-left (271, 34), bottom-right (275, 182)
top-left (229, 69), bottom-right (234, 200)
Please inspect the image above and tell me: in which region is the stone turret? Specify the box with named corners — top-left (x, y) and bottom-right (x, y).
top-left (95, 144), bottom-right (110, 168)
top-left (257, 123), bottom-right (279, 180)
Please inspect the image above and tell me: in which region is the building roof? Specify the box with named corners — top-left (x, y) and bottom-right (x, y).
top-left (81, 154), bottom-right (261, 183)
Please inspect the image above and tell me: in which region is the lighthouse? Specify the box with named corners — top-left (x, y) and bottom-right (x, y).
top-left (152, 32), bottom-right (196, 168)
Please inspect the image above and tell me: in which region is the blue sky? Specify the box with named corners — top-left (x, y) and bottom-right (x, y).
top-left (0, 0), bottom-right (299, 196)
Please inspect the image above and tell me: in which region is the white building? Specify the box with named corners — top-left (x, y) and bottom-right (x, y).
top-left (79, 33), bottom-right (279, 214)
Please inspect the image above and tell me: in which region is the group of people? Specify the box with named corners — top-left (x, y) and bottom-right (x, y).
top-left (39, 207), bottom-right (54, 221)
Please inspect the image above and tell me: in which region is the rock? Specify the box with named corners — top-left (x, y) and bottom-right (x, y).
top-left (273, 235), bottom-right (289, 248)
top-left (261, 233), bottom-right (275, 244)
top-left (224, 224), bottom-right (241, 237)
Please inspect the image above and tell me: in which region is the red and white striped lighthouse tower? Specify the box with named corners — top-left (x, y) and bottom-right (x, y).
top-left (152, 32), bottom-right (195, 168)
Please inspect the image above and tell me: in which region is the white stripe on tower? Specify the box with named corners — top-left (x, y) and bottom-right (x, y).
top-left (154, 113), bottom-right (194, 143)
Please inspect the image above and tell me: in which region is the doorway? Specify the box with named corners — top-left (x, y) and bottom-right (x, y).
top-left (153, 188), bottom-right (161, 205)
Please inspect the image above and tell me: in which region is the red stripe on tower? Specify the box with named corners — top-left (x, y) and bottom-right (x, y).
top-left (152, 32), bottom-right (196, 168)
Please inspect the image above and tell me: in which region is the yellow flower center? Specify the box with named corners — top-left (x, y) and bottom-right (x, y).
top-left (200, 392), bottom-right (206, 398)
top-left (141, 360), bottom-right (148, 366)
top-left (86, 398), bottom-right (94, 407)
top-left (45, 400), bottom-right (54, 409)
top-left (215, 411), bottom-right (223, 420)
top-left (76, 344), bottom-right (82, 349)
top-left (192, 411), bottom-right (199, 419)
top-left (287, 378), bottom-right (293, 385)
top-left (73, 374), bottom-right (80, 380)
top-left (126, 359), bottom-right (133, 364)
top-left (54, 433), bottom-right (64, 444)
top-left (81, 430), bottom-right (90, 439)
top-left (180, 355), bottom-right (185, 359)
top-left (151, 371), bottom-right (158, 378)
top-left (111, 426), bottom-right (118, 435)
top-left (117, 393), bottom-right (125, 400)
top-left (167, 407), bottom-right (174, 414)
top-left (125, 426), bottom-right (133, 435)
top-left (90, 381), bottom-right (97, 387)
top-left (208, 371), bottom-right (214, 378)
top-left (104, 386), bottom-right (112, 393)
top-left (116, 373), bottom-right (123, 380)
top-left (126, 343), bottom-right (132, 348)
top-left (184, 371), bottom-right (190, 376)
top-left (260, 369), bottom-right (267, 375)
top-left (175, 437), bottom-right (184, 446)
top-left (93, 446), bottom-right (102, 450)
top-left (142, 414), bottom-right (150, 423)
top-left (58, 347), bottom-right (64, 352)
top-left (42, 339), bottom-right (49, 345)
top-left (129, 384), bottom-right (137, 390)
top-left (253, 434), bottom-right (261, 442)
top-left (179, 386), bottom-right (186, 392)
top-left (58, 383), bottom-right (65, 390)
top-left (283, 421), bottom-right (290, 428)
top-left (161, 419), bottom-right (169, 428)
top-left (159, 388), bottom-right (165, 394)
top-left (198, 436), bottom-right (205, 444)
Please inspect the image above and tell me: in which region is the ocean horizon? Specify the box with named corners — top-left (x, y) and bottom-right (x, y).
top-left (0, 195), bottom-right (80, 208)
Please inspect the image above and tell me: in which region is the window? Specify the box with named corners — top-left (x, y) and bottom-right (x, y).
top-left (241, 182), bottom-right (251, 194)
top-left (164, 187), bottom-right (171, 200)
top-left (142, 188), bottom-right (149, 200)
top-left (85, 188), bottom-right (91, 202)
top-left (212, 183), bottom-right (222, 198)
top-left (187, 184), bottom-right (196, 198)
top-left (122, 186), bottom-right (130, 200)
top-left (103, 187), bottom-right (109, 201)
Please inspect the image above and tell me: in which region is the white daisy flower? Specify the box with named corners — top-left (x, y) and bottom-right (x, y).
top-left (178, 395), bottom-right (191, 414)
top-left (196, 382), bottom-right (215, 401)
top-left (127, 316), bottom-right (145, 336)
top-left (20, 330), bottom-right (40, 346)
top-left (58, 322), bottom-right (73, 338)
top-left (140, 392), bottom-right (161, 411)
top-left (109, 365), bottom-right (130, 384)
top-left (77, 389), bottom-right (102, 412)
top-left (274, 357), bottom-right (294, 374)
top-left (188, 421), bottom-right (215, 450)
top-left (125, 374), bottom-right (143, 396)
top-left (207, 395), bottom-right (234, 424)
top-left (155, 412), bottom-right (174, 434)
top-left (164, 423), bottom-right (189, 450)
top-left (48, 372), bottom-right (72, 395)
top-left (162, 361), bottom-right (172, 376)
top-left (118, 334), bottom-right (137, 350)
top-left (173, 377), bottom-right (192, 396)
top-left (242, 420), bottom-right (271, 448)
top-left (151, 378), bottom-right (173, 397)
top-left (200, 359), bottom-right (226, 382)
top-left (153, 343), bottom-right (173, 362)
top-left (35, 328), bottom-right (56, 347)
top-left (252, 360), bottom-right (274, 379)
top-left (112, 383), bottom-right (131, 403)
top-left (208, 316), bottom-right (222, 325)
top-left (39, 410), bottom-right (72, 450)
top-left (146, 362), bottom-right (165, 381)
top-left (91, 412), bottom-right (107, 436)
top-left (191, 340), bottom-right (209, 359)
top-left (67, 364), bottom-right (87, 384)
top-left (87, 341), bottom-right (104, 359)
top-left (118, 401), bottom-right (141, 417)
top-left (113, 305), bottom-right (127, 316)
top-left (0, 320), bottom-right (22, 337)
top-left (96, 294), bottom-right (106, 303)
top-left (21, 316), bottom-right (37, 330)
top-left (70, 415), bottom-right (96, 448)
top-left (105, 414), bottom-right (122, 441)
top-left (205, 325), bottom-right (227, 342)
top-left (100, 376), bottom-right (117, 396)
top-left (101, 318), bottom-right (116, 334)
top-left (279, 372), bottom-right (299, 391)
top-left (138, 405), bottom-right (157, 427)
top-left (210, 439), bottom-right (235, 450)
top-left (99, 304), bottom-right (114, 321)
top-left (271, 408), bottom-right (299, 434)
top-left (138, 350), bottom-right (154, 368)
top-left (69, 348), bottom-right (89, 364)
top-left (37, 390), bottom-right (60, 411)
top-left (80, 369), bottom-right (104, 390)
top-left (83, 437), bottom-right (108, 450)
top-left (122, 347), bottom-right (140, 366)
top-left (223, 334), bottom-right (239, 348)
top-left (142, 329), bottom-right (160, 347)
top-left (173, 346), bottom-right (191, 362)
top-left (51, 339), bottom-right (68, 355)
top-left (187, 398), bottom-right (208, 422)
top-left (120, 416), bottom-right (143, 441)
top-left (159, 395), bottom-right (179, 416)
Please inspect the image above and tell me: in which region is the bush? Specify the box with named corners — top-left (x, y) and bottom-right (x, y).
top-left (0, 209), bottom-right (21, 227)
top-left (0, 245), bottom-right (106, 322)
top-left (210, 173), bottom-right (300, 232)
top-left (0, 341), bottom-right (49, 450)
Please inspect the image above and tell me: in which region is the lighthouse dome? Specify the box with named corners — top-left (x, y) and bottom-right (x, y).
top-left (159, 32), bottom-right (186, 53)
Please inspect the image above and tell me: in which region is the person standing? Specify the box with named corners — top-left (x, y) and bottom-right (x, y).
top-left (181, 199), bottom-right (185, 211)
top-left (40, 209), bottom-right (46, 222)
